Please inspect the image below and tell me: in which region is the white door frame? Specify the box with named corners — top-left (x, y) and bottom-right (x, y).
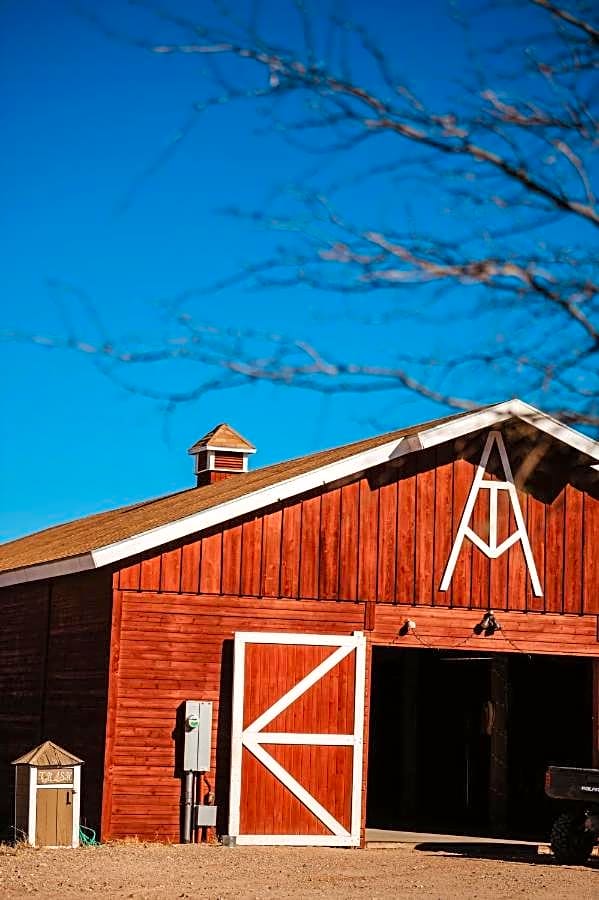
top-left (228, 631), bottom-right (367, 846)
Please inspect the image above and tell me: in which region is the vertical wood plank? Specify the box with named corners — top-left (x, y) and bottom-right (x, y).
top-left (299, 495), bottom-right (321, 600)
top-left (433, 454), bottom-right (452, 607)
top-left (222, 524), bottom-right (243, 596)
top-left (319, 489), bottom-right (341, 601)
top-left (338, 482), bottom-right (359, 602)
top-left (261, 508), bottom-right (283, 598)
top-left (118, 560), bottom-right (140, 591)
top-left (240, 517), bottom-right (262, 597)
top-left (414, 465), bottom-right (435, 606)
top-left (160, 548), bottom-right (182, 593)
top-left (506, 491), bottom-right (527, 612)
top-left (358, 478), bottom-right (378, 603)
top-left (56, 790), bottom-right (72, 846)
top-left (36, 788), bottom-right (57, 847)
top-left (527, 496), bottom-right (546, 612)
top-left (451, 458), bottom-right (473, 608)
top-left (489, 488), bottom-right (509, 611)
top-left (544, 489), bottom-right (565, 614)
top-left (563, 485), bottom-right (583, 615)
top-left (470, 488), bottom-right (490, 609)
top-left (139, 555), bottom-right (161, 592)
top-left (583, 494), bottom-right (599, 614)
top-left (280, 503), bottom-right (301, 599)
top-left (377, 481), bottom-right (397, 603)
top-left (262, 645), bottom-right (274, 831)
top-left (199, 532), bottom-right (222, 595)
top-left (180, 541), bottom-right (201, 594)
top-left (396, 466), bottom-right (416, 605)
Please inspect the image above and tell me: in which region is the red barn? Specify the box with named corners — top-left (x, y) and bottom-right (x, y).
top-left (1, 400), bottom-right (598, 846)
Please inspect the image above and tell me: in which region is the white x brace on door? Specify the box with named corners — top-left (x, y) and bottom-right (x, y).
top-left (228, 631), bottom-right (367, 846)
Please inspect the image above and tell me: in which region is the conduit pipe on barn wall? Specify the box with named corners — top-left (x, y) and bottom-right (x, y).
top-left (183, 771), bottom-right (194, 843)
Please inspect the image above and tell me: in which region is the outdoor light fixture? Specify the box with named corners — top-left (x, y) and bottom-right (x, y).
top-left (398, 619), bottom-right (417, 636)
top-left (474, 611), bottom-right (502, 636)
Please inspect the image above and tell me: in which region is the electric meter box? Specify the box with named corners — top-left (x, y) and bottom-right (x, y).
top-left (183, 700), bottom-right (212, 772)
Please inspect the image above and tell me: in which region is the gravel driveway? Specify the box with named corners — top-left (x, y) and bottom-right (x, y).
top-left (0, 842), bottom-right (597, 899)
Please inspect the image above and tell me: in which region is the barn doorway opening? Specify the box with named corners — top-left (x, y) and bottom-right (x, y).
top-left (366, 647), bottom-right (592, 839)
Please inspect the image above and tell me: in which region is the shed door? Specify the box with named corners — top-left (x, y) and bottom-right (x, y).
top-left (228, 631), bottom-right (366, 846)
top-left (35, 789), bottom-right (72, 847)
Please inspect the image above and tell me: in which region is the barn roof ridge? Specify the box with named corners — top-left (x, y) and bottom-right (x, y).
top-left (1, 399), bottom-right (597, 587)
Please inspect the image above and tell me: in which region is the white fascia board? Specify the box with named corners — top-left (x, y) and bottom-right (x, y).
top-left (415, 408), bottom-right (512, 450)
top-left (91, 435), bottom-right (408, 568)
top-left (205, 444), bottom-right (256, 454)
top-left (413, 400), bottom-right (544, 450)
top-left (416, 399), bottom-right (599, 462)
top-left (0, 553), bottom-right (95, 588)
top-left (3, 400), bottom-right (598, 587)
top-left (508, 400), bottom-right (599, 461)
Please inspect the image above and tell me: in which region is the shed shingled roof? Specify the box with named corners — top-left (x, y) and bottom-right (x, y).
top-left (1, 401), bottom-right (597, 581)
top-left (12, 740), bottom-right (83, 766)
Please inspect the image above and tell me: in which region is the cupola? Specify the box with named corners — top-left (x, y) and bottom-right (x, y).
top-left (188, 424), bottom-right (256, 486)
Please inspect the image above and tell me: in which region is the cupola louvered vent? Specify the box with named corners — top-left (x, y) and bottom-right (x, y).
top-left (187, 424), bottom-right (256, 486)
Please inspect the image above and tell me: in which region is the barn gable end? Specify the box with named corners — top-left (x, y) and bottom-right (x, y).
top-left (114, 426), bottom-right (599, 614)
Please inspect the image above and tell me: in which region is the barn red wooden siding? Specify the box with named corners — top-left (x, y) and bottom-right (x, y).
top-left (104, 435), bottom-right (599, 841)
top-left (116, 443), bottom-right (599, 616)
top-left (101, 593), bottom-right (364, 841)
top-left (0, 571), bottom-right (113, 833)
top-left (2, 428), bottom-right (597, 845)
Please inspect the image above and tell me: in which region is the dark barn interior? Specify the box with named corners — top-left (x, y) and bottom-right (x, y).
top-left (366, 647), bottom-right (592, 840)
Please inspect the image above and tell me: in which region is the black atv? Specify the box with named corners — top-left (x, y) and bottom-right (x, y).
top-left (545, 766), bottom-right (599, 864)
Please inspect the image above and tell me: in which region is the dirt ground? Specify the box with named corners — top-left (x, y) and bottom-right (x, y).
top-left (0, 843), bottom-right (597, 899)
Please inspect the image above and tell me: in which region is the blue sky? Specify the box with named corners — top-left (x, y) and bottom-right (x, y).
top-left (0, 0), bottom-right (582, 540)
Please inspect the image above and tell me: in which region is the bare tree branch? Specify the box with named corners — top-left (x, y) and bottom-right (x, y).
top-left (21, 0), bottom-right (599, 433)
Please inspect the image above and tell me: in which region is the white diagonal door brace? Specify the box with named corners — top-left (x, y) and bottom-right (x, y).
top-left (440, 431), bottom-right (543, 596)
top-left (243, 737), bottom-right (349, 837)
top-left (229, 631), bottom-right (366, 846)
top-left (244, 642), bottom-right (355, 735)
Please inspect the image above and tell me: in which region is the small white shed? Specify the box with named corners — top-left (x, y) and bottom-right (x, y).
top-left (12, 740), bottom-right (83, 847)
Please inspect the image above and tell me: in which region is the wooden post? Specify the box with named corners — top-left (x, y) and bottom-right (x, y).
top-left (360, 638), bottom-right (372, 848)
top-left (398, 650), bottom-right (420, 821)
top-left (364, 601), bottom-right (376, 632)
top-left (592, 659), bottom-right (599, 769)
top-left (489, 655), bottom-right (509, 834)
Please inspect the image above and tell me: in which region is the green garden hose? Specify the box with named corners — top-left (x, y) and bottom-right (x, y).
top-left (79, 825), bottom-right (98, 846)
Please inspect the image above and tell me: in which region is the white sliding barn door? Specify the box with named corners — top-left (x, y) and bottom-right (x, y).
top-left (228, 631), bottom-right (367, 846)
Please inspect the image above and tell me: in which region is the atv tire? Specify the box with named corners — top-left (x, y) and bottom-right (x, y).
top-left (550, 812), bottom-right (594, 865)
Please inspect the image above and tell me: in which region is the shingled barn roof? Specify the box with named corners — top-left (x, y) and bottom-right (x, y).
top-left (1, 400), bottom-right (597, 587)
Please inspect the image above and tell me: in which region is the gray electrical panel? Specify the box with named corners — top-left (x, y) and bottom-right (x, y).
top-left (194, 804), bottom-right (217, 828)
top-left (183, 700), bottom-right (212, 772)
